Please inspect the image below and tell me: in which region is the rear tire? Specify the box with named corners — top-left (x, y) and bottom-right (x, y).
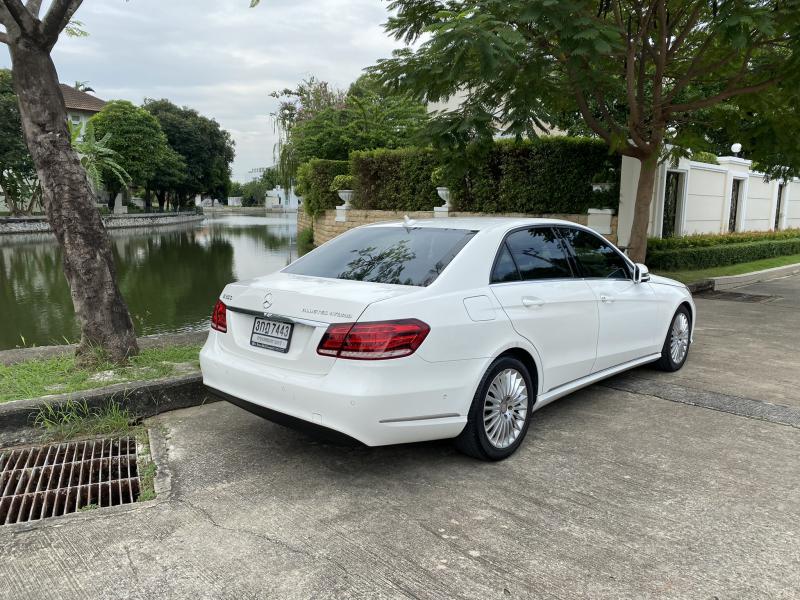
top-left (655, 306), bottom-right (692, 372)
top-left (454, 356), bottom-right (534, 461)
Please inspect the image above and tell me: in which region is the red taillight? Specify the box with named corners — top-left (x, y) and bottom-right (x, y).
top-left (317, 319), bottom-right (430, 360)
top-left (211, 300), bottom-right (227, 333)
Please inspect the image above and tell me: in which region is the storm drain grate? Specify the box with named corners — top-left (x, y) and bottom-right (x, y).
top-left (0, 437), bottom-right (140, 526)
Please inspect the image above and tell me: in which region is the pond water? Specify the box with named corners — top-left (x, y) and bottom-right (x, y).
top-left (0, 213), bottom-right (297, 350)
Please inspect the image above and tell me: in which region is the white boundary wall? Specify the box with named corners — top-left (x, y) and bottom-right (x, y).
top-left (618, 155), bottom-right (800, 247)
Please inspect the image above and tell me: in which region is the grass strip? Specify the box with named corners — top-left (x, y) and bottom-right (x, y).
top-left (0, 344), bottom-right (201, 403)
top-left (655, 253), bottom-right (800, 284)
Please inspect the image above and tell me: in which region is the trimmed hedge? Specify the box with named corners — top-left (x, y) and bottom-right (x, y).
top-left (296, 159), bottom-right (349, 217)
top-left (647, 238), bottom-right (800, 271)
top-left (451, 138), bottom-right (620, 214)
top-left (648, 228), bottom-right (800, 251)
top-left (350, 148), bottom-right (440, 211)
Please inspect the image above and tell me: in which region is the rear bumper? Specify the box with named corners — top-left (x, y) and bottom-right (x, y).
top-left (199, 331), bottom-right (483, 446)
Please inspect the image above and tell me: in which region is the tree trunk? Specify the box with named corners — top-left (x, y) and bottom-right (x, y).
top-left (9, 38), bottom-right (138, 363)
top-left (144, 186), bottom-right (152, 212)
top-left (627, 156), bottom-right (658, 263)
top-left (156, 190), bottom-right (166, 212)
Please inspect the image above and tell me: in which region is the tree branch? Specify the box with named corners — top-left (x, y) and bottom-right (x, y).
top-left (1, 0), bottom-right (39, 35)
top-left (25, 0), bottom-right (43, 17)
top-left (668, 78), bottom-right (780, 113)
top-left (41, 0), bottom-right (82, 44)
top-left (0, 30), bottom-right (7, 44)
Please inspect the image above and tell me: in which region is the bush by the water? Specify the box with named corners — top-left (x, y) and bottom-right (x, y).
top-left (647, 238), bottom-right (800, 271)
top-left (296, 159), bottom-right (349, 217)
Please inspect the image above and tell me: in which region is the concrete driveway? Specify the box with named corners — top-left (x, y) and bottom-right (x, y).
top-left (2, 275), bottom-right (799, 600)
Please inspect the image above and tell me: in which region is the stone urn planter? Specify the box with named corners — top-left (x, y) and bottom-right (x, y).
top-left (336, 189), bottom-right (354, 210)
top-left (436, 186), bottom-right (452, 210)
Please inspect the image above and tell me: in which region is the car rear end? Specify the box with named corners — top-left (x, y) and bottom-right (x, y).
top-left (199, 224), bottom-right (482, 446)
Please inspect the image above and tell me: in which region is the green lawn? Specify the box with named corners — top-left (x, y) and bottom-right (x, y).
top-left (0, 345), bottom-right (201, 404)
top-left (654, 253), bottom-right (800, 284)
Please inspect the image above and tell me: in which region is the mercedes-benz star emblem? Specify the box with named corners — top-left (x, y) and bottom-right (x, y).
top-left (262, 292), bottom-right (273, 310)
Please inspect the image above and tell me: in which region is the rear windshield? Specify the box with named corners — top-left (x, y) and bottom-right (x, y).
top-left (284, 226), bottom-right (476, 286)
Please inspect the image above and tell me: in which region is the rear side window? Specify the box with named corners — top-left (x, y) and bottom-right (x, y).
top-left (556, 227), bottom-right (631, 279)
top-left (283, 226), bottom-right (476, 287)
top-left (501, 228), bottom-right (573, 281)
top-left (491, 243), bottom-right (520, 283)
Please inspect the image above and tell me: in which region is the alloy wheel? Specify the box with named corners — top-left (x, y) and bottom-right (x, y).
top-left (670, 312), bottom-right (690, 364)
top-left (483, 368), bottom-right (529, 449)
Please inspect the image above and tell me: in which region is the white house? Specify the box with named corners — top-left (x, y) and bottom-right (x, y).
top-left (617, 154), bottom-right (800, 247)
top-left (60, 84), bottom-right (106, 135)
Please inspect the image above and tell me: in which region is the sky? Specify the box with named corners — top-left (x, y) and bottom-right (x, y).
top-left (1, 0), bottom-right (402, 182)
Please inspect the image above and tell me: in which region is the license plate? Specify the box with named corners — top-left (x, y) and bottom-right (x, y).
top-left (250, 317), bottom-right (293, 353)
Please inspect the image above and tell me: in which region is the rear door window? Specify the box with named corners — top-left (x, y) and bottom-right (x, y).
top-left (283, 226), bottom-right (476, 286)
top-left (555, 227), bottom-right (631, 279)
top-left (500, 227), bottom-right (573, 281)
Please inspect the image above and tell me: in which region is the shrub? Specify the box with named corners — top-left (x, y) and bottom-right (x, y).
top-left (297, 227), bottom-right (315, 256)
top-left (295, 159), bottom-right (349, 217)
top-left (451, 137), bottom-right (620, 214)
top-left (330, 174), bottom-right (355, 192)
top-left (647, 238), bottom-right (800, 271)
top-left (648, 228), bottom-right (800, 251)
top-left (350, 147), bottom-right (440, 210)
top-left (691, 151), bottom-right (718, 165)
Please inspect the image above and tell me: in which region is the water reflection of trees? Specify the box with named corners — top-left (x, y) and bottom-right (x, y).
top-left (1, 216), bottom-right (296, 349)
top-left (0, 228), bottom-right (235, 348)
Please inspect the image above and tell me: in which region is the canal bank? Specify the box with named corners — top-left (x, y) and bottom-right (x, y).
top-left (0, 212), bottom-right (204, 235)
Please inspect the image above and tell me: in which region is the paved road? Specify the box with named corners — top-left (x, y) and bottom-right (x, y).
top-left (2, 276), bottom-right (799, 599)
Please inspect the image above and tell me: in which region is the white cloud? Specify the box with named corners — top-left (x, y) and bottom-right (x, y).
top-left (1, 0), bottom-right (402, 181)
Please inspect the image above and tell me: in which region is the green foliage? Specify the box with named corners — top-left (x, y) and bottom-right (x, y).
top-left (272, 74), bottom-right (427, 186)
top-left (647, 238), bottom-right (800, 271)
top-left (649, 229), bottom-right (800, 251)
top-left (144, 99), bottom-right (235, 202)
top-left (0, 69), bottom-right (40, 215)
top-left (295, 159), bottom-right (349, 217)
top-left (450, 138), bottom-right (620, 213)
top-left (89, 100), bottom-right (169, 194)
top-left (691, 151), bottom-right (719, 165)
top-left (350, 147), bottom-right (440, 211)
top-left (239, 168), bottom-right (279, 206)
top-left (346, 139), bottom-right (618, 214)
top-left (330, 174), bottom-right (355, 191)
top-left (297, 227), bottom-right (315, 256)
top-left (70, 122), bottom-right (131, 191)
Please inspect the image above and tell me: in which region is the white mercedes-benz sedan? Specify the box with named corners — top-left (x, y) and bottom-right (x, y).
top-left (200, 218), bottom-right (694, 460)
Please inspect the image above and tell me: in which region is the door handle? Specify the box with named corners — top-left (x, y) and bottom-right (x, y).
top-left (600, 295), bottom-right (615, 304)
top-left (521, 296), bottom-right (545, 308)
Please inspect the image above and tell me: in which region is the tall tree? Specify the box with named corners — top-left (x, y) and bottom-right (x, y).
top-left (375, 0), bottom-right (800, 261)
top-left (90, 99), bottom-right (170, 209)
top-left (0, 0), bottom-right (138, 362)
top-left (144, 98), bottom-right (235, 206)
top-left (0, 68), bottom-right (40, 215)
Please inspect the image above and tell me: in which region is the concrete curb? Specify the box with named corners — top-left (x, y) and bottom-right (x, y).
top-left (0, 373), bottom-right (215, 447)
top-left (683, 262), bottom-right (800, 294)
top-left (711, 262), bottom-right (800, 290)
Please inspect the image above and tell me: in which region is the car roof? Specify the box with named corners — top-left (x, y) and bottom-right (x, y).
top-left (362, 216), bottom-right (586, 234)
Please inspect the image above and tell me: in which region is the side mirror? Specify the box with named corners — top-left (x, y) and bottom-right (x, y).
top-left (634, 263), bottom-right (650, 284)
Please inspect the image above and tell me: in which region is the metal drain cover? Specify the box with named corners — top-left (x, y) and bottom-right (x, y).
top-left (0, 437), bottom-right (140, 526)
